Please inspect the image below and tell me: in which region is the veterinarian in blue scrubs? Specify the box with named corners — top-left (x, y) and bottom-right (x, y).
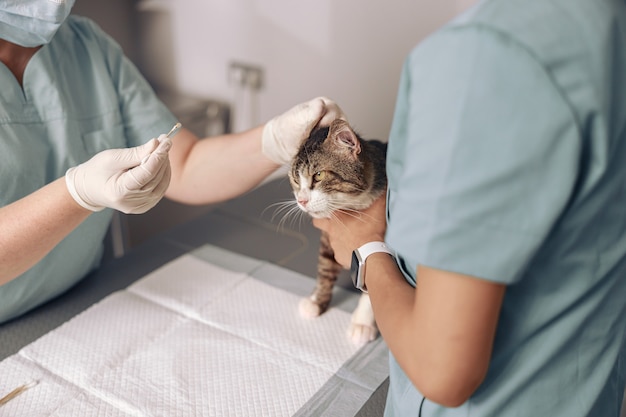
top-left (314, 0), bottom-right (626, 416)
top-left (0, 0), bottom-right (344, 323)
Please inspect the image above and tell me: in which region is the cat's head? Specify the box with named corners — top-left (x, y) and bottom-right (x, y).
top-left (288, 119), bottom-right (381, 219)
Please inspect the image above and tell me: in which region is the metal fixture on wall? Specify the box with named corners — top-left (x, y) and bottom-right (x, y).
top-left (157, 91), bottom-right (231, 138)
top-left (228, 61), bottom-right (264, 133)
top-left (227, 61), bottom-right (289, 184)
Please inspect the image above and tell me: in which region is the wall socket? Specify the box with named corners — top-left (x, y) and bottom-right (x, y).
top-left (228, 61), bottom-right (264, 91)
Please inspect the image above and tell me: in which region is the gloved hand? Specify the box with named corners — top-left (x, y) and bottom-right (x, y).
top-left (65, 134), bottom-right (172, 214)
top-left (262, 96), bottom-right (347, 165)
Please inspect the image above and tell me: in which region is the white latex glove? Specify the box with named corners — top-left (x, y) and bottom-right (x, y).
top-left (65, 134), bottom-right (172, 214)
top-left (262, 96), bottom-right (347, 165)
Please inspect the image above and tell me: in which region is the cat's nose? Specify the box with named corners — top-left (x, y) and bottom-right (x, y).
top-left (297, 198), bottom-right (309, 208)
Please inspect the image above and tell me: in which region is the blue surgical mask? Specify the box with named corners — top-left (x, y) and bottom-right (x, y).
top-left (0, 0), bottom-right (76, 47)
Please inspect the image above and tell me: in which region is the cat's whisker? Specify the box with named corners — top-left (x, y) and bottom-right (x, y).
top-left (328, 210), bottom-right (351, 231)
top-left (341, 208), bottom-right (380, 223)
top-left (340, 210), bottom-right (366, 221)
top-left (264, 200), bottom-right (296, 219)
top-left (268, 201), bottom-right (309, 232)
top-left (322, 204), bottom-right (372, 222)
top-left (328, 214), bottom-right (366, 238)
top-left (341, 211), bottom-right (369, 224)
top-left (264, 201), bottom-right (292, 221)
top-left (278, 208), bottom-right (306, 231)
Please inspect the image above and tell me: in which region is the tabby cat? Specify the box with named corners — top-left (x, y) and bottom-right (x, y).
top-left (288, 118), bottom-right (387, 346)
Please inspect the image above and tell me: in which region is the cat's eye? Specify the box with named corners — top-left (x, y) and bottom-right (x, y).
top-left (313, 171), bottom-right (327, 182)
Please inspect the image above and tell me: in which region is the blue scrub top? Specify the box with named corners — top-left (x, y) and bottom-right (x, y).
top-left (0, 16), bottom-right (178, 323)
top-left (385, 0), bottom-right (626, 415)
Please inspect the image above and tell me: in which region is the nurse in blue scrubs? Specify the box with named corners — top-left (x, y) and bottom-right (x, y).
top-left (0, 1), bottom-right (344, 323)
top-left (314, 0), bottom-right (626, 416)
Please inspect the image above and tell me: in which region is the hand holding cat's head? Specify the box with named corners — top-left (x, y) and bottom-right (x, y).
top-left (261, 97), bottom-right (347, 165)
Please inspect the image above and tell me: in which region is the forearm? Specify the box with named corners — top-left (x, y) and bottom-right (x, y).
top-left (365, 258), bottom-right (467, 404)
top-left (366, 257), bottom-right (505, 407)
top-left (166, 126), bottom-right (280, 204)
top-left (365, 254), bottom-right (420, 371)
top-left (0, 178), bottom-right (91, 285)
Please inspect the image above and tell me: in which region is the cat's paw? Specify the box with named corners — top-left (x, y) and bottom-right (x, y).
top-left (348, 294), bottom-right (378, 346)
top-left (347, 322), bottom-right (378, 346)
top-left (299, 297), bottom-right (322, 319)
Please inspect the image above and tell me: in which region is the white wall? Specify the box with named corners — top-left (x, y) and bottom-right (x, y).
top-left (73, 0), bottom-right (479, 141)
top-left (133, 0), bottom-right (478, 141)
top-left (72, 0), bottom-right (140, 61)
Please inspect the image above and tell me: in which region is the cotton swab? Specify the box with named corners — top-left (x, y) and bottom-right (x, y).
top-left (165, 122), bottom-right (182, 138)
top-left (0, 380), bottom-right (39, 406)
top-left (141, 122), bottom-right (182, 165)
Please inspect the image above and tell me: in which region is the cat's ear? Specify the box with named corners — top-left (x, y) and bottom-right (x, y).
top-left (329, 119), bottom-right (361, 157)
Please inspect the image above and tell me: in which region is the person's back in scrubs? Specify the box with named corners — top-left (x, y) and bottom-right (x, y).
top-left (384, 0), bottom-right (626, 415)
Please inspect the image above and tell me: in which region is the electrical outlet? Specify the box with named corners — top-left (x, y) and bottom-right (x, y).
top-left (228, 61), bottom-right (264, 91)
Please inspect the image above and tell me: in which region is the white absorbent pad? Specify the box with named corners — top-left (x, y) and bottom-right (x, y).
top-left (0, 246), bottom-right (389, 416)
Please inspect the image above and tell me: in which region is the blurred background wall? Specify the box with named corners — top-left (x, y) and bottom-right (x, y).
top-left (73, 0), bottom-right (478, 141)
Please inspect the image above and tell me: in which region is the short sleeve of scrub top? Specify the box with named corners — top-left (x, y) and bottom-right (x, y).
top-left (385, 25), bottom-right (580, 286)
top-left (63, 16), bottom-right (180, 150)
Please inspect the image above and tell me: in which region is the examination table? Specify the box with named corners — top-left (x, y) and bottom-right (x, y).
top-left (0, 178), bottom-right (389, 416)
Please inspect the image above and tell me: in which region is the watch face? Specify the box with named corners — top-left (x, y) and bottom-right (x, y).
top-left (350, 250), bottom-right (360, 288)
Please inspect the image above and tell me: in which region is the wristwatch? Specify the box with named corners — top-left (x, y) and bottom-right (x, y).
top-left (350, 241), bottom-right (394, 293)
